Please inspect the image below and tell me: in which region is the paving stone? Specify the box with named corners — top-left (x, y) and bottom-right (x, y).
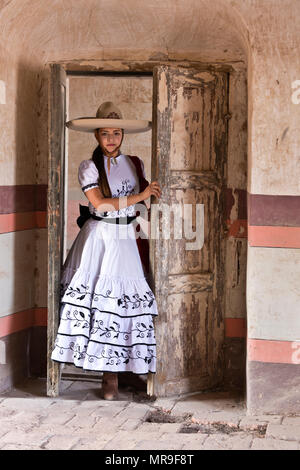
top-left (181, 436), bottom-right (209, 450)
top-left (2, 378), bottom-right (300, 453)
top-left (239, 415), bottom-right (282, 429)
top-left (192, 411), bottom-right (243, 427)
top-left (79, 400), bottom-right (126, 410)
top-left (133, 439), bottom-right (182, 450)
top-left (202, 432), bottom-right (253, 450)
top-left (266, 424), bottom-right (300, 442)
top-left (39, 411), bottom-right (76, 426)
top-left (46, 399), bottom-right (82, 410)
top-left (0, 408), bottom-right (18, 418)
top-left (101, 430), bottom-right (166, 449)
top-left (70, 434), bottom-right (116, 450)
top-left (0, 397), bottom-right (53, 411)
top-left (181, 436), bottom-right (208, 450)
top-left (137, 422), bottom-right (182, 433)
top-left (65, 413), bottom-right (98, 429)
top-left (90, 403), bottom-right (129, 418)
top-left (251, 438), bottom-right (300, 450)
top-left (113, 402), bottom-right (151, 420)
top-left (161, 432), bottom-right (208, 448)
top-left (119, 418), bottom-right (142, 431)
top-left (44, 434), bottom-right (81, 450)
top-left (0, 428), bottom-right (10, 439)
top-left (101, 430), bottom-right (141, 450)
top-left (157, 423), bottom-right (183, 433)
top-left (172, 392), bottom-right (245, 417)
top-left (0, 410), bottom-right (42, 430)
top-left (130, 431), bottom-right (165, 440)
top-left (91, 415), bottom-right (129, 433)
top-left (33, 423), bottom-right (91, 436)
top-left (0, 430), bottom-right (50, 447)
top-left (137, 422), bottom-right (169, 433)
top-left (282, 416), bottom-right (300, 425)
top-left (0, 444), bottom-right (43, 450)
top-left (1, 409), bottom-right (43, 425)
top-left (0, 421), bottom-right (36, 434)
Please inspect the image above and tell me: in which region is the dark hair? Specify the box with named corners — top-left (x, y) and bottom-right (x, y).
top-left (92, 144), bottom-right (112, 198)
top-left (92, 128), bottom-right (124, 198)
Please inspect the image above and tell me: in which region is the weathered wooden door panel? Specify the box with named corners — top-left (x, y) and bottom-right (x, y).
top-left (151, 65), bottom-right (228, 397)
top-left (168, 188), bottom-right (219, 274)
top-left (47, 64), bottom-right (67, 397)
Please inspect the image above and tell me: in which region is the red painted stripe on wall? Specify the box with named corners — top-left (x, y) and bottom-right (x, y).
top-left (0, 308), bottom-right (47, 338)
top-left (248, 225), bottom-right (300, 248)
top-left (225, 318), bottom-right (247, 337)
top-left (248, 338), bottom-right (300, 365)
top-left (0, 211), bottom-right (47, 233)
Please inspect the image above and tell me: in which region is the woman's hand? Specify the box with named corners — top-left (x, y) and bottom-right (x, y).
top-left (141, 181), bottom-right (162, 201)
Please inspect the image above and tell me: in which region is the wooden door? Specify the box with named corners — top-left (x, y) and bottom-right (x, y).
top-left (150, 65), bottom-right (228, 396)
top-left (47, 64), bottom-right (67, 397)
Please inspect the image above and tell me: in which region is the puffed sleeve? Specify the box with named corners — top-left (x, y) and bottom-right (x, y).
top-left (78, 159), bottom-right (99, 193)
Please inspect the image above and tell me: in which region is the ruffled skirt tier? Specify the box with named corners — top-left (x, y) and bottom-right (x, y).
top-left (51, 218), bottom-right (158, 374)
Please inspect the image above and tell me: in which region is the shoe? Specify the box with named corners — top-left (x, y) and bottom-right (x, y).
top-left (101, 372), bottom-right (119, 400)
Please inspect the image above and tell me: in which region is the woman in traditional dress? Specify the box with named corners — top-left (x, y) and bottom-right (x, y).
top-left (51, 101), bottom-right (161, 400)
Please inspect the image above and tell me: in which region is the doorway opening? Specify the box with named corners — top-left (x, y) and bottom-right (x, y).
top-left (47, 68), bottom-right (155, 396)
top-left (63, 71), bottom-right (154, 389)
top-left (47, 63), bottom-right (247, 399)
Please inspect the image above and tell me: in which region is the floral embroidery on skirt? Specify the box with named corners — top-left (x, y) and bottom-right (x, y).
top-left (51, 218), bottom-right (158, 374)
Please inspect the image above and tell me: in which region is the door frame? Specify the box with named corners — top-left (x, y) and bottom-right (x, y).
top-left (47, 60), bottom-right (234, 398)
top-left (47, 64), bottom-right (67, 397)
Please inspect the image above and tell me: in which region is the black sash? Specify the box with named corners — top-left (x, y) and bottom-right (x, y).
top-left (90, 213), bottom-right (137, 225)
top-left (77, 205), bottom-right (136, 227)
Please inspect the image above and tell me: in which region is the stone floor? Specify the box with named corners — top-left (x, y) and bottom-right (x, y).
top-left (0, 376), bottom-right (300, 450)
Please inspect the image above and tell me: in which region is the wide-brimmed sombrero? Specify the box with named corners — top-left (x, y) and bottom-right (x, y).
top-left (66, 101), bottom-right (151, 134)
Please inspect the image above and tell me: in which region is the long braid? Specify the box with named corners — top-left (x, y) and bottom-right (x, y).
top-left (91, 144), bottom-right (112, 198)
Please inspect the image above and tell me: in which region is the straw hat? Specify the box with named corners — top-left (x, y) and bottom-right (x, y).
top-left (66, 101), bottom-right (151, 134)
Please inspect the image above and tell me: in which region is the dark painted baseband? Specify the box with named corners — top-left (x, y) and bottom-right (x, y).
top-left (0, 329), bottom-right (31, 394)
top-left (224, 337), bottom-right (246, 392)
top-left (0, 184), bottom-right (47, 214)
top-left (247, 360), bottom-right (300, 415)
top-left (248, 193), bottom-right (300, 227)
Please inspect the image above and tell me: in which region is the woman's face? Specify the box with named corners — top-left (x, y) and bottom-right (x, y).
top-left (94, 128), bottom-right (123, 157)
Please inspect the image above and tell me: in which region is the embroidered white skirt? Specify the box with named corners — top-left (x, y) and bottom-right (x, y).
top-left (51, 218), bottom-right (158, 374)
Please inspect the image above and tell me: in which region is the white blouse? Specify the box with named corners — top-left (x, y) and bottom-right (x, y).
top-left (78, 154), bottom-right (146, 218)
